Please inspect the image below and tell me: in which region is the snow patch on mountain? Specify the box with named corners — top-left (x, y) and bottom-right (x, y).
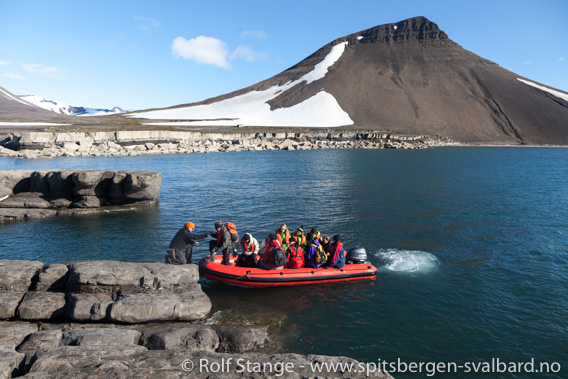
top-left (1, 87), bottom-right (32, 106)
top-left (517, 78), bottom-right (568, 102)
top-left (130, 42), bottom-right (353, 127)
top-left (19, 95), bottom-right (125, 116)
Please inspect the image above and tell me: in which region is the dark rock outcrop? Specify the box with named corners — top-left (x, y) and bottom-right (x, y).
top-left (0, 170), bottom-right (161, 222)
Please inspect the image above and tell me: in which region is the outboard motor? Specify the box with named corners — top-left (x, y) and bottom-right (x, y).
top-left (346, 247), bottom-right (368, 264)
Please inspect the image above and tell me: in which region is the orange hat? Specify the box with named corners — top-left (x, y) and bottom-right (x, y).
top-left (185, 222), bottom-right (195, 229)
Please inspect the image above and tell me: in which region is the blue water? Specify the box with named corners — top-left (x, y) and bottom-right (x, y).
top-left (1, 147), bottom-right (567, 377)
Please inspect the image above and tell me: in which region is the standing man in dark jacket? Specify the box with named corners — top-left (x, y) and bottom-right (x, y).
top-left (209, 221), bottom-right (233, 266)
top-left (166, 222), bottom-right (211, 264)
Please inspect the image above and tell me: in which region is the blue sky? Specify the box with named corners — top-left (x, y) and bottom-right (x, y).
top-left (1, 0), bottom-right (566, 111)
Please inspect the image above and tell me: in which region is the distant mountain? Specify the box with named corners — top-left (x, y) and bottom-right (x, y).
top-left (130, 16), bottom-right (568, 145)
top-left (0, 86), bottom-right (57, 118)
top-left (19, 95), bottom-right (125, 116)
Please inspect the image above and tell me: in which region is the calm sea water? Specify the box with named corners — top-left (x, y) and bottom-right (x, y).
top-left (1, 147), bottom-right (567, 377)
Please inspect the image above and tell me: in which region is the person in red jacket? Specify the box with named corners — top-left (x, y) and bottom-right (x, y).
top-left (259, 234), bottom-right (285, 270)
top-left (286, 240), bottom-right (304, 269)
top-left (328, 234), bottom-right (346, 269)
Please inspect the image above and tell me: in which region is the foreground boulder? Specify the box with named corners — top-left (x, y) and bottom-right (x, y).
top-left (66, 261), bottom-right (198, 293)
top-left (26, 347), bottom-right (394, 378)
top-left (109, 287), bottom-right (211, 323)
top-left (0, 260), bottom-right (43, 291)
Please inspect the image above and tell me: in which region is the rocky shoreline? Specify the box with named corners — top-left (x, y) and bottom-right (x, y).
top-left (0, 259), bottom-right (393, 378)
top-left (0, 170), bottom-right (161, 222)
top-left (0, 130), bottom-right (453, 158)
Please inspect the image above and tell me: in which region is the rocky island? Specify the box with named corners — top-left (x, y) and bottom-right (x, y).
top-left (0, 170), bottom-right (162, 222)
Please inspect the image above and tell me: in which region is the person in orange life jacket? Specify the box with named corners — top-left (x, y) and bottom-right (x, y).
top-left (259, 234), bottom-right (285, 270)
top-left (209, 221), bottom-right (233, 266)
top-left (275, 223), bottom-right (290, 251)
top-left (328, 234), bottom-right (346, 269)
top-left (291, 226), bottom-right (306, 249)
top-left (286, 240), bottom-right (305, 269)
top-left (166, 222), bottom-right (211, 265)
top-left (305, 238), bottom-right (325, 268)
top-left (236, 233), bottom-right (259, 268)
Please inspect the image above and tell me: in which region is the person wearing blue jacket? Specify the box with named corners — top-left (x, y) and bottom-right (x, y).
top-left (306, 239), bottom-right (325, 268)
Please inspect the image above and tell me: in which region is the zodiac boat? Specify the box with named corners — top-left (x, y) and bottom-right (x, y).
top-left (199, 247), bottom-right (377, 288)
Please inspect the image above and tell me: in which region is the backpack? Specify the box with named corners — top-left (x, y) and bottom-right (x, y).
top-left (272, 246), bottom-right (288, 267)
top-left (315, 244), bottom-right (327, 265)
top-left (225, 222), bottom-right (239, 243)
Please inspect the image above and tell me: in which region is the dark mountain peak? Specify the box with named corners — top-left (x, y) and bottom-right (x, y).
top-left (344, 16), bottom-right (448, 44)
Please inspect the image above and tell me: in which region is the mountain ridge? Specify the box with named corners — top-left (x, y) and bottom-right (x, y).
top-left (131, 16), bottom-right (568, 145)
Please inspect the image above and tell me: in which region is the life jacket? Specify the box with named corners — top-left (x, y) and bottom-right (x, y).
top-left (291, 233), bottom-right (306, 248)
top-left (275, 228), bottom-right (290, 249)
top-left (287, 245), bottom-right (304, 269)
top-left (241, 239), bottom-right (255, 254)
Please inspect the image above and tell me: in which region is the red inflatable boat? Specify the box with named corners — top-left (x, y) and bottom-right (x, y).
top-left (199, 251), bottom-right (377, 288)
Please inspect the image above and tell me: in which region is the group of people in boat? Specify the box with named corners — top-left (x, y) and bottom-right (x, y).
top-left (166, 221), bottom-right (346, 270)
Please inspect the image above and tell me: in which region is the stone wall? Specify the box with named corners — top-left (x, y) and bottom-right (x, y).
top-left (0, 130), bottom-right (453, 158)
top-left (0, 259), bottom-right (393, 378)
top-left (0, 170), bottom-right (162, 222)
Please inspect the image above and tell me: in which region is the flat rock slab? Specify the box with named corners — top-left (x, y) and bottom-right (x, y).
top-left (17, 291), bottom-right (67, 320)
top-left (109, 286), bottom-right (211, 323)
top-left (67, 261), bottom-right (199, 293)
top-left (0, 343), bottom-right (25, 379)
top-left (0, 291), bottom-right (26, 320)
top-left (0, 325), bottom-right (38, 345)
top-left (0, 260), bottom-right (43, 291)
top-left (28, 345), bottom-right (148, 376)
top-left (28, 348), bottom-right (394, 378)
top-left (61, 328), bottom-right (142, 347)
top-left (140, 324), bottom-right (220, 351)
top-left (66, 292), bottom-right (114, 322)
top-left (34, 263), bottom-right (69, 292)
top-left (16, 330), bottom-right (63, 352)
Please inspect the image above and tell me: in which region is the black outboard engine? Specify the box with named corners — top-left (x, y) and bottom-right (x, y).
top-left (346, 247), bottom-right (367, 264)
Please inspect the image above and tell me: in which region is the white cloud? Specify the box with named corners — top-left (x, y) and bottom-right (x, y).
top-left (241, 30), bottom-right (267, 40)
top-left (230, 45), bottom-right (268, 62)
top-left (523, 61), bottom-right (533, 65)
top-left (2, 73), bottom-right (25, 80)
top-left (172, 36), bottom-right (231, 69)
top-left (134, 16), bottom-right (160, 31)
top-left (558, 57), bottom-right (565, 62)
top-left (22, 63), bottom-right (57, 77)
top-left (0, 61), bottom-right (11, 65)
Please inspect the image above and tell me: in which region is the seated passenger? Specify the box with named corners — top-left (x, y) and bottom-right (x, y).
top-left (306, 227), bottom-right (319, 246)
top-left (286, 241), bottom-right (304, 269)
top-left (236, 233), bottom-right (259, 268)
top-left (275, 223), bottom-right (291, 251)
top-left (291, 226), bottom-right (306, 249)
top-left (259, 234), bottom-right (287, 270)
top-left (305, 238), bottom-right (326, 268)
top-left (320, 234), bottom-right (331, 257)
top-left (328, 234), bottom-right (346, 269)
